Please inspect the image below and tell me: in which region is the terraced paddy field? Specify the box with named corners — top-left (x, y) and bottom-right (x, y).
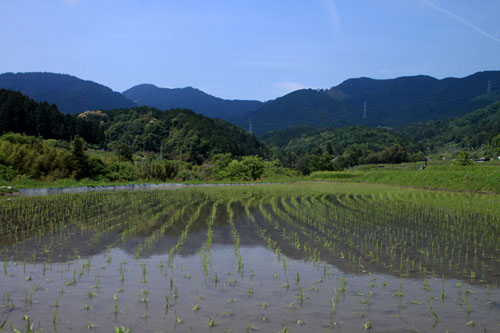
top-left (0, 183), bottom-right (499, 332)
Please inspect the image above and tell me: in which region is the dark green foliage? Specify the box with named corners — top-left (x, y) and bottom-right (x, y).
top-left (217, 156), bottom-right (265, 181)
top-left (201, 154), bottom-right (266, 181)
top-left (117, 144), bottom-right (133, 162)
top-left (237, 71), bottom-right (500, 134)
top-left (0, 72), bottom-right (135, 114)
top-left (0, 164), bottom-right (16, 181)
top-left (0, 90), bottom-right (268, 166)
top-left (103, 107), bottom-right (268, 164)
top-left (453, 151), bottom-right (474, 166)
top-left (398, 101), bottom-right (500, 150)
top-left (104, 162), bottom-right (139, 181)
top-left (123, 84), bottom-right (262, 120)
top-left (260, 125), bottom-right (319, 147)
top-left (140, 160), bottom-right (191, 181)
top-left (70, 136), bottom-right (90, 179)
top-left (492, 134), bottom-right (500, 156)
top-left (0, 135), bottom-right (75, 179)
top-left (0, 89), bottom-right (104, 144)
top-left (266, 126), bottom-right (418, 172)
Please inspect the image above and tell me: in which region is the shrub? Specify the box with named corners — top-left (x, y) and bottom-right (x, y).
top-left (105, 162), bottom-right (138, 181)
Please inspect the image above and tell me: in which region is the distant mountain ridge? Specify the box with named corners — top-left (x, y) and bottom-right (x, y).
top-left (0, 72), bottom-right (136, 114)
top-left (2, 71), bottom-right (499, 134)
top-left (123, 84), bottom-right (263, 120)
top-left (237, 71), bottom-right (500, 134)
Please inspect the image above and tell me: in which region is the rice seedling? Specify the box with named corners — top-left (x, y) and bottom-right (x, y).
top-left (431, 311), bottom-right (439, 328)
top-left (0, 183), bottom-right (498, 331)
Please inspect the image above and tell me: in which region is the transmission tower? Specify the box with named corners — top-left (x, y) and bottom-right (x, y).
top-left (249, 120), bottom-right (253, 134)
top-left (487, 80), bottom-right (491, 94)
top-left (363, 101), bottom-right (367, 119)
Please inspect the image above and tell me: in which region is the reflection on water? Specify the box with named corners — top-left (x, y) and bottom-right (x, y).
top-left (0, 184), bottom-right (499, 331)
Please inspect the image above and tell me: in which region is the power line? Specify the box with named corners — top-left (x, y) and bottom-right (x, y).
top-left (244, 77), bottom-right (500, 133)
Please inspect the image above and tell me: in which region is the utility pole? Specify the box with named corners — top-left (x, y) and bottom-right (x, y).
top-left (487, 79), bottom-right (491, 94)
top-left (363, 101), bottom-right (367, 119)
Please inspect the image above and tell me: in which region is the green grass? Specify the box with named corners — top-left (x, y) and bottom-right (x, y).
top-left (2, 159), bottom-right (498, 194)
top-left (0, 174), bottom-right (303, 191)
top-left (0, 177), bottom-right (164, 190)
top-left (310, 160), bottom-right (500, 193)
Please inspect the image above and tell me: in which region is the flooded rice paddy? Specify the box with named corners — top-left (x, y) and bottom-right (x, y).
top-left (0, 183), bottom-right (499, 332)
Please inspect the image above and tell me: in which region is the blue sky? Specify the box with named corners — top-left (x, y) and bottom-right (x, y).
top-left (1, 0), bottom-right (499, 101)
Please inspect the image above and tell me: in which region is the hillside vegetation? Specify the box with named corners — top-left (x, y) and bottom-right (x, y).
top-left (263, 125), bottom-right (423, 174)
top-left (238, 71), bottom-right (500, 133)
top-left (100, 106), bottom-right (268, 164)
top-left (398, 101), bottom-right (500, 153)
top-left (0, 89), bottom-right (267, 165)
top-left (0, 89), bottom-right (104, 144)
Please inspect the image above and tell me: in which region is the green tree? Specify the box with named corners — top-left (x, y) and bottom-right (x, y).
top-left (241, 156), bottom-right (264, 180)
top-left (71, 136), bottom-right (90, 179)
top-left (492, 133), bottom-right (500, 155)
top-left (117, 143), bottom-right (133, 162)
top-left (453, 151), bottom-right (473, 166)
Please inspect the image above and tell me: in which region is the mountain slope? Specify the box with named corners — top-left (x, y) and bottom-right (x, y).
top-left (239, 71), bottom-right (500, 134)
top-left (101, 106), bottom-right (268, 164)
top-left (0, 72), bottom-right (136, 114)
top-left (397, 100), bottom-right (500, 150)
top-left (123, 84), bottom-right (263, 120)
top-left (262, 125), bottom-right (418, 173)
top-left (0, 89), bottom-right (104, 144)
top-left (0, 88), bottom-right (268, 165)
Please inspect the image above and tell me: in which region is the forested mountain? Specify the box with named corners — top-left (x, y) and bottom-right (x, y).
top-left (260, 125), bottom-right (320, 147)
top-left (0, 89), bottom-right (267, 165)
top-left (264, 125), bottom-right (420, 173)
top-left (0, 89), bottom-right (104, 144)
top-left (238, 71), bottom-right (500, 134)
top-left (397, 101), bottom-right (500, 150)
top-left (99, 106), bottom-right (267, 164)
top-left (0, 72), bottom-right (136, 114)
top-left (123, 84), bottom-right (263, 120)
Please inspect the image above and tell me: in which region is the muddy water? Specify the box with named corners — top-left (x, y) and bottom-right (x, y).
top-left (0, 190), bottom-right (499, 332)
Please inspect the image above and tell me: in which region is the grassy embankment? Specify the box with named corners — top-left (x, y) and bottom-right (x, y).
top-left (310, 160), bottom-right (500, 193)
top-left (2, 159), bottom-right (499, 194)
top-left (0, 173), bottom-right (303, 191)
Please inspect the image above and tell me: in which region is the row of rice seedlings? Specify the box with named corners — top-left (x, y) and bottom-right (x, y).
top-left (2, 184), bottom-right (498, 286)
top-left (353, 193), bottom-right (499, 282)
top-left (198, 200), bottom-right (219, 279)
top-left (132, 199), bottom-right (199, 257)
top-left (262, 188), bottom-right (498, 286)
top-left (226, 200), bottom-right (245, 276)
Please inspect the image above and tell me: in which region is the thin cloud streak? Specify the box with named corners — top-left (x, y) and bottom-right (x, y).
top-left (321, 0), bottom-right (346, 50)
top-left (422, 0), bottom-right (500, 43)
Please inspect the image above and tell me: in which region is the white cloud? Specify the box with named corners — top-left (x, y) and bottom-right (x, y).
top-left (275, 81), bottom-right (307, 94)
top-left (422, 0), bottom-right (500, 43)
